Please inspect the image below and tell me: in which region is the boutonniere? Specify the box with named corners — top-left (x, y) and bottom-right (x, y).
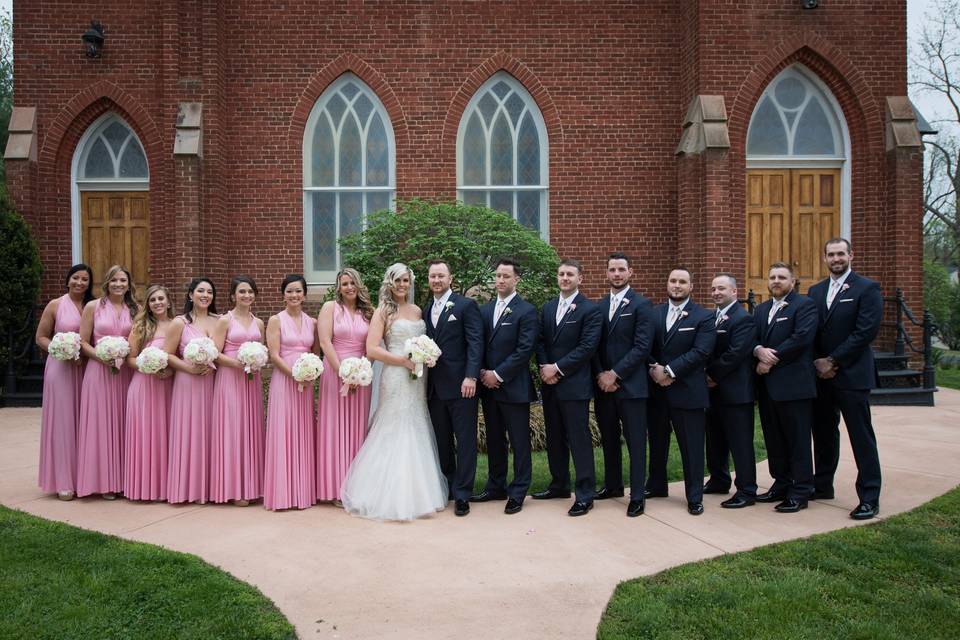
top-left (569, 303), bottom-right (577, 313)
top-left (620, 298), bottom-right (630, 307)
top-left (503, 307), bottom-right (513, 316)
top-left (782, 301), bottom-right (789, 307)
top-left (680, 310), bottom-right (688, 318)
top-left (444, 301), bottom-right (455, 312)
top-left (841, 283), bottom-right (850, 292)
top-left (721, 314), bottom-right (729, 322)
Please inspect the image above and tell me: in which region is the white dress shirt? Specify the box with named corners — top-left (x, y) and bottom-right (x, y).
top-left (609, 286), bottom-right (630, 321)
top-left (432, 289), bottom-right (453, 326)
top-left (826, 268), bottom-right (852, 309)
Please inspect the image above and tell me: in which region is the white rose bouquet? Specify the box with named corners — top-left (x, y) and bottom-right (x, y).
top-left (292, 352), bottom-right (324, 391)
top-left (404, 335), bottom-right (442, 379)
top-left (136, 346), bottom-right (169, 375)
top-left (183, 337), bottom-right (219, 371)
top-left (338, 356), bottom-right (373, 395)
top-left (237, 341), bottom-right (269, 380)
top-left (95, 336), bottom-right (130, 374)
top-left (48, 331), bottom-right (82, 362)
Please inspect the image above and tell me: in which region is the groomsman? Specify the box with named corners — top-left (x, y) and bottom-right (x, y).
top-left (475, 259), bottom-right (539, 515)
top-left (646, 268), bottom-right (716, 515)
top-left (424, 260), bottom-right (484, 517)
top-left (534, 259), bottom-right (602, 516)
top-left (592, 252), bottom-right (654, 517)
top-left (704, 274), bottom-right (759, 508)
top-left (753, 262), bottom-right (818, 513)
top-left (808, 238), bottom-right (884, 520)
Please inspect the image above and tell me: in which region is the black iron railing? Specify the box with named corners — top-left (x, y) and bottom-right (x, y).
top-left (2, 304), bottom-right (41, 399)
top-left (880, 288), bottom-right (936, 389)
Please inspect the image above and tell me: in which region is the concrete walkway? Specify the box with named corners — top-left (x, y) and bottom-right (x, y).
top-left (2, 390), bottom-right (959, 639)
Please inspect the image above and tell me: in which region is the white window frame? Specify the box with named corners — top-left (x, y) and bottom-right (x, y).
top-left (456, 72), bottom-right (550, 240)
top-left (70, 113), bottom-right (150, 263)
top-left (746, 64), bottom-right (851, 237)
top-left (302, 74), bottom-right (396, 285)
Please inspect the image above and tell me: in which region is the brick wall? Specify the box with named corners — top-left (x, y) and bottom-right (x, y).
top-left (9, 0), bottom-right (916, 317)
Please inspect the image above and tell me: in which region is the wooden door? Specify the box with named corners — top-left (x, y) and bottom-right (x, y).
top-left (746, 169), bottom-right (840, 303)
top-left (81, 191), bottom-right (150, 300)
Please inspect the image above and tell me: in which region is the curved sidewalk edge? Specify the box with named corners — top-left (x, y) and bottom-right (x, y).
top-left (2, 390), bottom-right (959, 639)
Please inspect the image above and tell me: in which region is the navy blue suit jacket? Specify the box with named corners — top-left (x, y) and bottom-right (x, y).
top-left (423, 292), bottom-right (483, 401)
top-left (753, 289), bottom-right (818, 401)
top-left (706, 302), bottom-right (757, 406)
top-left (592, 288), bottom-right (655, 400)
top-left (649, 300), bottom-right (716, 410)
top-left (536, 293), bottom-right (602, 402)
top-left (807, 271), bottom-right (883, 391)
top-left (480, 294), bottom-right (538, 404)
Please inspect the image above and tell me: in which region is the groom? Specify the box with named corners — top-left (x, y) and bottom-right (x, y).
top-left (424, 259), bottom-right (484, 517)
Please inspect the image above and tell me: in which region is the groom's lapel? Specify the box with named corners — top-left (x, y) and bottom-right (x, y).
top-left (435, 293), bottom-right (455, 339)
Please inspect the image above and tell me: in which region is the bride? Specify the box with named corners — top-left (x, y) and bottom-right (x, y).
top-left (340, 263), bottom-right (448, 520)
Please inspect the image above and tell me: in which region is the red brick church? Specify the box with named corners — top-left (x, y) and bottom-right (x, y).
top-left (7, 1), bottom-right (923, 310)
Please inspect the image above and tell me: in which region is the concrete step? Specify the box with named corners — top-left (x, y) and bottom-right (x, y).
top-left (869, 386), bottom-right (936, 406)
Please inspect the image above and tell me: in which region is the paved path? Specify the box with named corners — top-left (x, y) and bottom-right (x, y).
top-left (2, 390), bottom-right (959, 639)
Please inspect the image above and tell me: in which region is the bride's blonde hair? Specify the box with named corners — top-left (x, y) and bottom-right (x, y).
top-left (378, 263), bottom-right (414, 324)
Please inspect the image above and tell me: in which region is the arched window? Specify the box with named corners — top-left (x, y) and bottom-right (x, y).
top-left (77, 116), bottom-right (149, 182)
top-left (747, 66), bottom-right (845, 159)
top-left (303, 74), bottom-right (395, 283)
top-left (457, 72), bottom-right (549, 238)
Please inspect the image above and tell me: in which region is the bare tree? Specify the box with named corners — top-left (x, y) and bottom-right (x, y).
top-left (911, 0), bottom-right (960, 263)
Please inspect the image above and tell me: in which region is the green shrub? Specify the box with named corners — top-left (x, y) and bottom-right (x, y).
top-left (339, 198), bottom-right (560, 308)
top-left (0, 190), bottom-right (42, 371)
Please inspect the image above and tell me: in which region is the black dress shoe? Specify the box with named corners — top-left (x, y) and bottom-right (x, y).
top-left (755, 490), bottom-right (787, 503)
top-left (454, 499), bottom-right (470, 516)
top-left (774, 498), bottom-right (808, 513)
top-left (470, 490), bottom-right (508, 503)
top-left (687, 502), bottom-right (704, 515)
top-left (812, 489), bottom-right (835, 500)
top-left (721, 495), bottom-right (756, 509)
top-left (702, 483), bottom-right (731, 495)
top-left (504, 498), bottom-right (523, 515)
top-left (850, 503), bottom-right (879, 520)
top-left (531, 489), bottom-right (571, 500)
top-left (567, 501), bottom-right (594, 517)
top-left (643, 488), bottom-right (668, 499)
top-left (626, 500), bottom-right (645, 517)
top-left (594, 487), bottom-right (625, 500)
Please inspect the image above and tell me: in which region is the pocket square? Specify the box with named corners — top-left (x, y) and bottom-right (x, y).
top-left (619, 313), bottom-right (632, 317)
top-left (775, 317), bottom-right (789, 322)
top-left (678, 327), bottom-right (694, 332)
top-left (447, 315), bottom-right (458, 321)
top-left (717, 329), bottom-right (727, 334)
top-left (565, 320), bottom-right (578, 324)
top-left (500, 322), bottom-right (513, 326)
top-left (838, 298), bottom-right (854, 303)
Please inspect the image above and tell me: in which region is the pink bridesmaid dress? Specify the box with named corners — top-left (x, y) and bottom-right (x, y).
top-left (123, 331), bottom-right (173, 501)
top-left (316, 304), bottom-right (371, 501)
top-left (38, 295), bottom-right (85, 495)
top-left (76, 300), bottom-right (133, 497)
top-left (210, 311), bottom-right (265, 503)
top-left (167, 320), bottom-right (216, 503)
top-left (263, 310), bottom-right (317, 510)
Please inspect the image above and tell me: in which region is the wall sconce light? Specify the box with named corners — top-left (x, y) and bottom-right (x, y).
top-left (81, 21), bottom-right (105, 58)
top-left (802, 0), bottom-right (819, 8)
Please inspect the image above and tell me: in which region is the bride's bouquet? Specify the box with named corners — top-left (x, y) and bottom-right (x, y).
top-left (136, 346), bottom-right (169, 375)
top-left (237, 341), bottom-right (269, 380)
top-left (183, 336), bottom-right (219, 371)
top-left (338, 356), bottom-right (373, 395)
top-left (95, 336), bottom-right (130, 374)
top-left (48, 331), bottom-right (82, 362)
top-left (292, 353), bottom-right (324, 391)
top-left (404, 335), bottom-right (441, 379)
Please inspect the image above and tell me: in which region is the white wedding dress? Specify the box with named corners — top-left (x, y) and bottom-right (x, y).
top-left (341, 318), bottom-right (448, 521)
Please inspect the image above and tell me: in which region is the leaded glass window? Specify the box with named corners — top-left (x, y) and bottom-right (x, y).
top-left (457, 73), bottom-right (549, 238)
top-left (747, 66), bottom-right (844, 159)
top-left (303, 74), bottom-right (395, 283)
top-left (78, 117), bottom-right (149, 180)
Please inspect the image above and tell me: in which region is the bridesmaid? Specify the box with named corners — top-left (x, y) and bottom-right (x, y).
top-left (316, 267), bottom-right (374, 504)
top-left (166, 278), bottom-right (219, 504)
top-left (76, 265), bottom-right (139, 499)
top-left (123, 285), bottom-right (175, 501)
top-left (36, 263), bottom-right (94, 500)
top-left (263, 274), bottom-right (319, 511)
top-left (210, 275), bottom-right (266, 506)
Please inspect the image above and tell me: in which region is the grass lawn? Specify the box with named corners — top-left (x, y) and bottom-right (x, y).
top-left (937, 365), bottom-right (960, 391)
top-left (0, 507), bottom-right (296, 640)
top-left (598, 488), bottom-right (960, 640)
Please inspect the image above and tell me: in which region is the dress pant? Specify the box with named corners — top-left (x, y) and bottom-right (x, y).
top-left (594, 393), bottom-right (647, 500)
top-left (481, 395), bottom-right (532, 502)
top-left (647, 396), bottom-right (706, 505)
top-left (428, 396), bottom-right (478, 501)
top-left (705, 402), bottom-right (758, 497)
top-left (812, 381), bottom-right (882, 504)
top-left (757, 391), bottom-right (814, 500)
top-left (541, 388), bottom-right (596, 503)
